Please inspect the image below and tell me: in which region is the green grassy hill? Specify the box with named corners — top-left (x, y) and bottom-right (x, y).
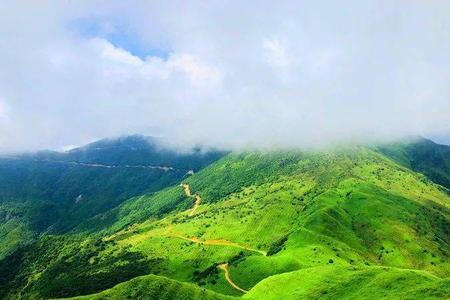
top-left (244, 266), bottom-right (449, 300)
top-left (0, 135), bottom-right (224, 258)
top-left (0, 139), bottom-right (449, 299)
top-left (66, 274), bottom-right (235, 300)
top-left (378, 137), bottom-right (450, 189)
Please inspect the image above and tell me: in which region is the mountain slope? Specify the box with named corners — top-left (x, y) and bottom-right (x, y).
top-left (103, 148), bottom-right (448, 296)
top-left (34, 135), bottom-right (224, 169)
top-left (244, 266), bottom-right (449, 300)
top-left (378, 137), bottom-right (450, 189)
top-left (67, 274), bottom-right (235, 300)
top-left (0, 135), bottom-right (224, 258)
top-left (0, 140), bottom-right (449, 299)
top-left (1, 145), bottom-right (448, 299)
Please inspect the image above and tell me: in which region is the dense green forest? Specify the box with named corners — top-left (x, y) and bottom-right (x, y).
top-left (0, 136), bottom-right (448, 299)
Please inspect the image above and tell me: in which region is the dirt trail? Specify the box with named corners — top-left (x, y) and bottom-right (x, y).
top-left (167, 231), bottom-right (267, 256)
top-left (180, 183), bottom-right (202, 216)
top-left (181, 183), bottom-right (192, 197)
top-left (189, 195), bottom-right (202, 216)
top-left (218, 263), bottom-right (248, 293)
top-left (175, 183), bottom-right (267, 292)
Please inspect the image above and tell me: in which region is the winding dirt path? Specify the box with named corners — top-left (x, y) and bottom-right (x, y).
top-left (167, 230), bottom-right (267, 256)
top-left (218, 263), bottom-right (248, 293)
top-left (181, 183), bottom-right (192, 197)
top-left (176, 183), bottom-right (268, 292)
top-left (189, 195), bottom-right (202, 216)
top-left (180, 183), bottom-right (202, 216)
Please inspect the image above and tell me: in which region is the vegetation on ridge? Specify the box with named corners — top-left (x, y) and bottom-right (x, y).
top-left (0, 138), bottom-right (449, 299)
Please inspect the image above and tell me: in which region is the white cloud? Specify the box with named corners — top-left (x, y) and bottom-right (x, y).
top-left (0, 1), bottom-right (449, 152)
top-left (168, 53), bottom-right (222, 87)
top-left (94, 38), bottom-right (143, 67)
top-left (263, 37), bottom-right (290, 67)
top-left (0, 100), bottom-right (9, 120)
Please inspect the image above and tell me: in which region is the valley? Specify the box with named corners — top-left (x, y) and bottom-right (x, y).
top-left (0, 136), bottom-right (448, 299)
top-left (2, 2), bottom-right (450, 299)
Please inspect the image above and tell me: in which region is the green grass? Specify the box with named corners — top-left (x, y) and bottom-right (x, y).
top-left (101, 148), bottom-right (448, 298)
top-left (377, 137), bottom-right (450, 189)
top-left (0, 218), bottom-right (35, 259)
top-left (1, 145), bottom-right (449, 299)
top-left (65, 273), bottom-right (236, 300)
top-left (77, 185), bottom-right (192, 234)
top-left (243, 265), bottom-right (450, 300)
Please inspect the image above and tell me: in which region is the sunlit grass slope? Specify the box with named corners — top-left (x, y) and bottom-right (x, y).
top-left (1, 146), bottom-right (449, 299)
top-left (66, 273), bottom-right (236, 300)
top-left (106, 148), bottom-right (449, 297)
top-left (243, 265), bottom-right (450, 300)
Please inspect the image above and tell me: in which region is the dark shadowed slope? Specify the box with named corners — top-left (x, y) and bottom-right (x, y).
top-left (378, 137), bottom-right (450, 189)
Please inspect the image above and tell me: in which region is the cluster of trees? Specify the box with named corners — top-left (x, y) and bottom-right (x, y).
top-left (0, 236), bottom-right (161, 299)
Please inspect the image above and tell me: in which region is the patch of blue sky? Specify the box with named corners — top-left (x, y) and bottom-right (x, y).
top-left (69, 18), bottom-right (170, 60)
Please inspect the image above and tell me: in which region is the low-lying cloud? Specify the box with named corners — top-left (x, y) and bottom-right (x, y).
top-left (0, 1), bottom-right (449, 152)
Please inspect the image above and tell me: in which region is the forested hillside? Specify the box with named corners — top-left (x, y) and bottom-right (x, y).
top-left (0, 137), bottom-right (448, 299)
top-left (0, 135), bottom-right (224, 258)
top-left (378, 137), bottom-right (450, 189)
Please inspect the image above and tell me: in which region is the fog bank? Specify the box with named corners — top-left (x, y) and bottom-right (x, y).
top-left (0, 1), bottom-right (449, 152)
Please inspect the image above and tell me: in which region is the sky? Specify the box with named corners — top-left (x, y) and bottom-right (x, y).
top-left (0, 1), bottom-right (449, 152)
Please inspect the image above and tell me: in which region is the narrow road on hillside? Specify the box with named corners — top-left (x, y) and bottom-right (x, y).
top-left (175, 184), bottom-right (267, 292)
top-left (181, 183), bottom-right (192, 197)
top-left (167, 231), bottom-right (267, 256)
top-left (218, 263), bottom-right (248, 293)
top-left (28, 158), bottom-right (183, 171)
top-left (189, 195), bottom-right (202, 216)
top-left (180, 183), bottom-right (202, 216)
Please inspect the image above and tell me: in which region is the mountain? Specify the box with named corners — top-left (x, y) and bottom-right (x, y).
top-left (377, 137), bottom-right (450, 189)
top-left (29, 135), bottom-right (225, 170)
top-left (0, 137), bottom-right (449, 299)
top-left (0, 135), bottom-right (225, 258)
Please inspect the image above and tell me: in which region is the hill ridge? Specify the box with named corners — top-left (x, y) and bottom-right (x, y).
top-left (0, 141), bottom-right (449, 299)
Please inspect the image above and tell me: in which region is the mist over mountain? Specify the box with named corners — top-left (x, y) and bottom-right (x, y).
top-left (1, 2), bottom-right (450, 300)
top-left (1, 1), bottom-right (449, 152)
top-left (0, 134), bottom-right (449, 299)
